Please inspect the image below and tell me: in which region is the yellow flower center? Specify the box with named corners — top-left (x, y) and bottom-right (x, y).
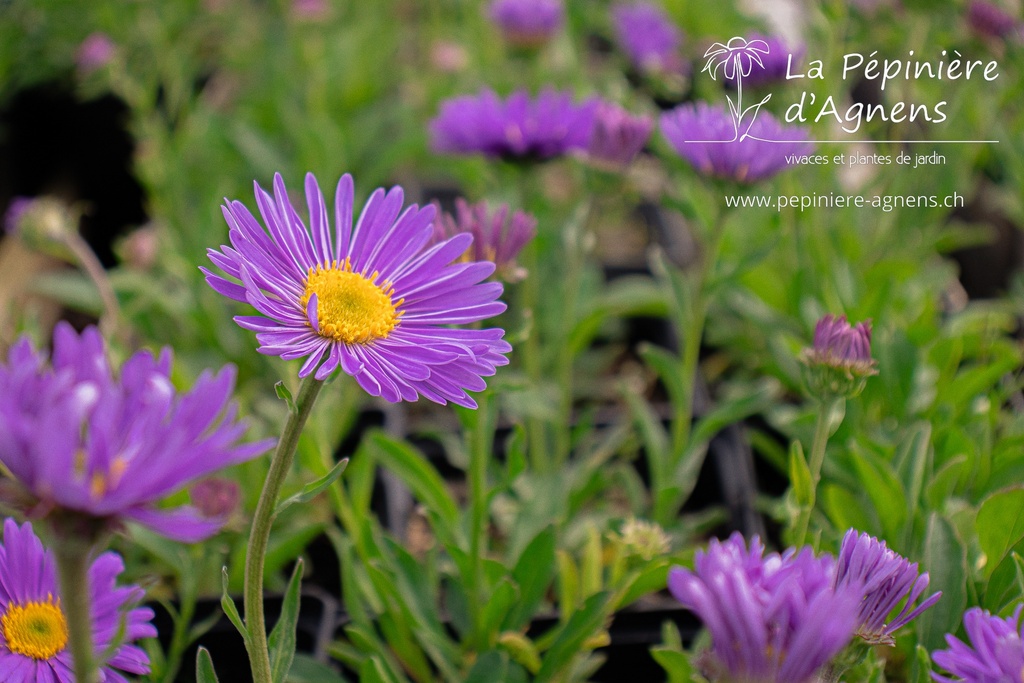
top-left (2, 597), bottom-right (68, 660)
top-left (299, 259), bottom-right (403, 344)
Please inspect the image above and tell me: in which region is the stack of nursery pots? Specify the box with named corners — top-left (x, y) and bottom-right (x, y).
top-left (1, 1), bottom-right (1024, 683)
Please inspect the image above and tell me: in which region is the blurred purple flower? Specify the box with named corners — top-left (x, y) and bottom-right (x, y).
top-left (291, 0), bottom-right (329, 19)
top-left (191, 478), bottom-right (242, 519)
top-left (3, 197), bottom-right (32, 235)
top-left (660, 102), bottom-right (812, 183)
top-left (723, 34), bottom-right (803, 87)
top-left (586, 102), bottom-right (653, 169)
top-left (203, 173), bottom-right (511, 406)
top-left (0, 323), bottom-right (274, 542)
top-left (430, 40), bottom-right (469, 73)
top-left (834, 530), bottom-right (941, 645)
top-left (76, 33), bottom-right (115, 73)
top-left (932, 606), bottom-right (1024, 683)
top-left (430, 88), bottom-right (597, 161)
top-left (432, 199), bottom-right (536, 282)
top-left (0, 518), bottom-right (156, 681)
top-left (612, 2), bottom-right (684, 75)
top-left (668, 533), bottom-right (858, 683)
top-left (488, 0), bottom-right (564, 48)
top-left (967, 1), bottom-right (1022, 40)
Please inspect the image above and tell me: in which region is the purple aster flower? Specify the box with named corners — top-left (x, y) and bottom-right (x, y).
top-left (660, 102), bottom-right (812, 183)
top-left (432, 199), bottom-right (536, 283)
top-left (723, 34), bottom-right (803, 88)
top-left (0, 518), bottom-right (156, 682)
top-left (0, 323), bottom-right (273, 542)
top-left (76, 33), bottom-right (115, 73)
top-left (967, 1), bottom-right (1022, 40)
top-left (203, 173), bottom-right (511, 408)
top-left (586, 102), bottom-right (654, 169)
top-left (612, 2), bottom-right (684, 75)
top-left (833, 530), bottom-right (942, 645)
top-left (668, 533), bottom-right (859, 683)
top-left (932, 606), bottom-right (1024, 683)
top-left (429, 89), bottom-right (597, 161)
top-left (488, 0), bottom-right (564, 48)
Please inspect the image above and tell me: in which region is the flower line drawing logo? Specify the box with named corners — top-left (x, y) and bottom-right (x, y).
top-left (700, 36), bottom-right (776, 142)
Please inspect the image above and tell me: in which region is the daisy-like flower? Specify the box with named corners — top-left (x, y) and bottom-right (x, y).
top-left (833, 530), bottom-right (941, 645)
top-left (0, 518), bottom-right (156, 682)
top-left (932, 606), bottom-right (1024, 682)
top-left (203, 173), bottom-right (511, 407)
top-left (586, 102), bottom-right (653, 169)
top-left (703, 36), bottom-right (771, 82)
top-left (668, 533), bottom-right (859, 683)
top-left (432, 198), bottom-right (536, 283)
top-left (611, 2), bottom-right (684, 75)
top-left (0, 323), bottom-right (273, 542)
top-left (660, 102), bottom-right (812, 183)
top-left (429, 88), bottom-right (598, 161)
top-left (488, 0), bottom-right (564, 48)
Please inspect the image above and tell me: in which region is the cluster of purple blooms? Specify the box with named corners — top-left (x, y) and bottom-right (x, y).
top-left (670, 531), bottom-right (942, 683)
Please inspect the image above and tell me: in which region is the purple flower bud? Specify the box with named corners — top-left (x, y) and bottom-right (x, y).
top-left (432, 199), bottom-right (537, 282)
top-left (834, 530), bottom-right (942, 645)
top-left (932, 606), bottom-right (1024, 682)
top-left (811, 314), bottom-right (874, 366)
top-left (801, 315), bottom-right (877, 399)
top-left (191, 477), bottom-right (242, 519)
top-left (967, 1), bottom-right (1022, 40)
top-left (76, 32), bottom-right (115, 73)
top-left (586, 102), bottom-right (653, 169)
top-left (488, 0), bottom-right (564, 48)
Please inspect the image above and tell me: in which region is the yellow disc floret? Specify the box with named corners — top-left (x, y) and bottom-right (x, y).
top-left (299, 259), bottom-right (403, 344)
top-left (2, 597), bottom-right (68, 660)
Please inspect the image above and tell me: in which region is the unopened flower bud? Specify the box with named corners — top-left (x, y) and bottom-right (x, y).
top-left (800, 314), bottom-right (878, 400)
top-left (191, 478), bottom-right (241, 519)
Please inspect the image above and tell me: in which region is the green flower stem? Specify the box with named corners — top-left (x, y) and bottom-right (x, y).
top-left (54, 541), bottom-right (98, 683)
top-left (467, 392), bottom-right (494, 649)
top-left (62, 230), bottom-right (124, 346)
top-left (792, 397), bottom-right (840, 548)
top-left (243, 375), bottom-right (324, 683)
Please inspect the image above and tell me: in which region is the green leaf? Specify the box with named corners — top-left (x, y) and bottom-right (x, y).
top-left (789, 440), bottom-right (813, 506)
top-left (821, 484), bottom-right (875, 535)
top-left (534, 592), bottom-right (613, 682)
top-left (220, 567), bottom-right (251, 648)
top-left (464, 650), bottom-right (527, 683)
top-left (503, 525), bottom-right (557, 631)
top-left (268, 559), bottom-right (304, 683)
top-left (977, 487), bottom-right (1024, 579)
top-left (918, 513), bottom-right (967, 651)
top-left (275, 381), bottom-right (296, 412)
top-left (481, 579), bottom-right (518, 640)
top-left (851, 448), bottom-right (907, 541)
top-left (275, 458), bottom-right (349, 517)
top-left (196, 647), bottom-right (220, 683)
top-left (650, 648), bottom-right (692, 683)
top-left (286, 653), bottom-right (348, 683)
top-left (366, 431), bottom-right (460, 543)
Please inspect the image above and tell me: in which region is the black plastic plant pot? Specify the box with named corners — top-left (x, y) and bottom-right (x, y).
top-left (148, 587), bottom-right (339, 683)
